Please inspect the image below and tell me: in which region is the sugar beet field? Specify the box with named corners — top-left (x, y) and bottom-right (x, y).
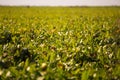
top-left (0, 6), bottom-right (120, 80)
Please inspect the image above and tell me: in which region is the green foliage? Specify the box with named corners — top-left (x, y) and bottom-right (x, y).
top-left (0, 6), bottom-right (120, 80)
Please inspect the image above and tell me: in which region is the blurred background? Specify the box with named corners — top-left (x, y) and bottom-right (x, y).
top-left (0, 0), bottom-right (120, 6)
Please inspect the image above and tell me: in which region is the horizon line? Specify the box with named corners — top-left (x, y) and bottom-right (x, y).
top-left (0, 4), bottom-right (120, 7)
